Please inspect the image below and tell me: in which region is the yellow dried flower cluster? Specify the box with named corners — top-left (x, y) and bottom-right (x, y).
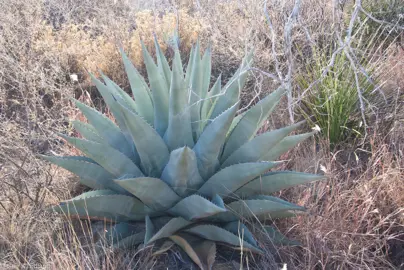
top-left (127, 9), bottom-right (202, 67)
top-left (33, 9), bottom-right (203, 82)
top-left (33, 23), bottom-right (119, 79)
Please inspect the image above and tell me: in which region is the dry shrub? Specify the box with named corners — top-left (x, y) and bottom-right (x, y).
top-left (33, 23), bottom-right (120, 80)
top-left (0, 206), bottom-right (164, 269)
top-left (379, 44), bottom-right (404, 93)
top-left (127, 9), bottom-right (203, 60)
top-left (33, 9), bottom-right (203, 83)
top-left (273, 126), bottom-right (404, 269)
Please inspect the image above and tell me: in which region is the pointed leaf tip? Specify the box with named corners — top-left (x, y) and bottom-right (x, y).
top-left (168, 195), bottom-right (226, 221)
top-left (116, 101), bottom-right (169, 177)
top-left (198, 162), bottom-right (279, 198)
top-left (114, 177), bottom-right (180, 211)
top-left (186, 224), bottom-right (262, 254)
top-left (221, 120), bottom-right (306, 167)
top-left (148, 217), bottom-right (192, 243)
top-left (141, 39), bottom-right (169, 136)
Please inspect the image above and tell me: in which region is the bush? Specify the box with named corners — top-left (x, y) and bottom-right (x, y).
top-left (33, 9), bottom-right (203, 83)
top-left (296, 49), bottom-right (375, 148)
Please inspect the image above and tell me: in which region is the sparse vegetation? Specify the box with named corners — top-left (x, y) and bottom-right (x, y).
top-left (0, 0), bottom-right (403, 269)
top-left (360, 0), bottom-right (404, 46)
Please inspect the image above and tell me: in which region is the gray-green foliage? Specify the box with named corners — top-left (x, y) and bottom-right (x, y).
top-left (41, 40), bottom-right (324, 270)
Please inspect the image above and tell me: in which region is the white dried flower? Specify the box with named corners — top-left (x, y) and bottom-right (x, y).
top-left (312, 124), bottom-right (321, 132)
top-left (70, 74), bottom-right (78, 82)
top-left (320, 164), bottom-right (327, 173)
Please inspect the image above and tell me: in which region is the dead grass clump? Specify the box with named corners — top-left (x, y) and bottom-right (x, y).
top-left (379, 44), bottom-right (404, 94)
top-left (127, 9), bottom-right (203, 60)
top-left (276, 131), bottom-right (404, 269)
top-left (0, 207), bottom-right (164, 269)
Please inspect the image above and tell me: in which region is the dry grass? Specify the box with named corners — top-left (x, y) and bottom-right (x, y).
top-left (1, 0), bottom-right (403, 269)
top-left (276, 132), bottom-right (404, 269)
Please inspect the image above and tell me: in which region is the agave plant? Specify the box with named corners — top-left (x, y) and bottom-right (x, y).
top-left (41, 39), bottom-right (323, 269)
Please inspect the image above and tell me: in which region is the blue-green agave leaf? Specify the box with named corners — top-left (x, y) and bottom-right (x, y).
top-left (193, 102), bottom-right (239, 180)
top-left (185, 45), bottom-right (195, 88)
top-left (209, 198), bottom-right (305, 222)
top-left (221, 121), bottom-right (305, 167)
top-left (170, 233), bottom-right (216, 270)
top-left (72, 99), bottom-right (138, 163)
top-left (100, 222), bottom-right (145, 250)
top-left (226, 110), bottom-right (245, 138)
top-left (117, 102), bottom-right (169, 177)
top-left (120, 48), bottom-right (154, 125)
top-left (89, 73), bottom-right (130, 131)
top-left (144, 215), bottom-right (155, 245)
top-left (172, 38), bottom-right (183, 76)
top-left (189, 40), bottom-right (203, 140)
top-left (209, 50), bottom-right (253, 120)
top-left (201, 75), bottom-right (221, 123)
top-left (168, 195), bottom-right (227, 221)
top-left (185, 224), bottom-right (262, 253)
top-left (221, 86), bottom-right (287, 161)
top-left (148, 217), bottom-right (192, 243)
top-left (160, 147), bottom-right (203, 197)
top-left (141, 41), bottom-right (169, 136)
top-left (211, 194), bottom-right (225, 209)
top-left (71, 120), bottom-right (104, 143)
top-left (247, 195), bottom-right (306, 211)
top-left (261, 131), bottom-right (316, 161)
top-left (101, 73), bottom-right (138, 114)
top-left (113, 232), bottom-right (146, 249)
top-left (52, 194), bottom-right (154, 222)
top-left (198, 45), bottom-right (212, 130)
top-left (72, 189), bottom-right (118, 200)
top-left (223, 221), bottom-right (258, 247)
top-left (192, 239), bottom-right (216, 270)
top-left (235, 171), bottom-right (325, 197)
top-left (164, 51), bottom-right (194, 150)
top-left (39, 155), bottom-right (128, 194)
top-left (264, 210), bottom-right (305, 219)
top-left (95, 75), bottom-right (140, 155)
top-left (201, 46), bottom-right (212, 100)
top-left (114, 177), bottom-right (181, 211)
top-left (59, 135), bottom-right (143, 177)
top-left (154, 35), bottom-right (171, 87)
top-left (103, 222), bottom-right (144, 249)
top-left (151, 239), bottom-right (175, 256)
top-left (104, 222), bottom-right (142, 240)
top-left (198, 162), bottom-right (278, 198)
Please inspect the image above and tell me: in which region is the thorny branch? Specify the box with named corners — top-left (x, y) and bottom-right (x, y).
top-left (283, 0), bottom-right (301, 122)
top-left (264, 0), bottom-right (301, 122)
top-left (263, 1), bottom-right (284, 82)
top-left (338, 0), bottom-right (368, 136)
top-left (359, 5), bottom-right (404, 31)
